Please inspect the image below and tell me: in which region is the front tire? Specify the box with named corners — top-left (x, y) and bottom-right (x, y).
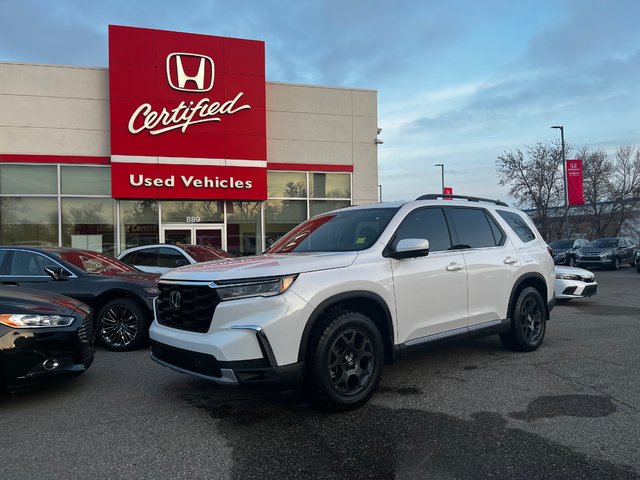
top-left (307, 311), bottom-right (384, 411)
top-left (96, 298), bottom-right (148, 351)
top-left (567, 256), bottom-right (576, 267)
top-left (611, 257), bottom-right (620, 270)
top-left (500, 287), bottom-right (546, 352)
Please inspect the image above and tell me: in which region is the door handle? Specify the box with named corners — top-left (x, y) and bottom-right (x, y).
top-left (446, 262), bottom-right (464, 271)
top-left (503, 257), bottom-right (518, 265)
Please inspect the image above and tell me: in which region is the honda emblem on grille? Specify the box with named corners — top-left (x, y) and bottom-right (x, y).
top-left (169, 291), bottom-right (182, 310)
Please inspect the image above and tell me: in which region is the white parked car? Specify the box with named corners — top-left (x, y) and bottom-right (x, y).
top-left (117, 244), bottom-right (232, 274)
top-left (149, 195), bottom-right (555, 410)
top-left (555, 265), bottom-right (597, 300)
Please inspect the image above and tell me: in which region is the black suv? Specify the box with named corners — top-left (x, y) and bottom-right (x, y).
top-left (575, 237), bottom-right (638, 270)
top-left (549, 238), bottom-right (590, 266)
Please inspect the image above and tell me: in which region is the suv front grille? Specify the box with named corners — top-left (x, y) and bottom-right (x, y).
top-left (156, 282), bottom-right (220, 333)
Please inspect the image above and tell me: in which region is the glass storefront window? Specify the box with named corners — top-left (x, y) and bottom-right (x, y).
top-left (225, 201), bottom-right (261, 255)
top-left (0, 165), bottom-right (57, 195)
top-left (161, 200), bottom-right (223, 223)
top-left (61, 198), bottom-right (115, 255)
top-left (310, 200), bottom-right (351, 217)
top-left (265, 199), bottom-right (307, 248)
top-left (310, 173), bottom-right (350, 199)
top-left (0, 197), bottom-right (58, 246)
top-left (61, 166), bottom-right (111, 196)
top-left (120, 200), bottom-right (159, 249)
top-left (267, 172), bottom-right (306, 198)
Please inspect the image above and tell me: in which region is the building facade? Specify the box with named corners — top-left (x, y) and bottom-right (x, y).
top-left (0, 26), bottom-right (379, 256)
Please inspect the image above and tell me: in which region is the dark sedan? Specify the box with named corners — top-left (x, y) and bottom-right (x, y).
top-left (0, 286), bottom-right (94, 392)
top-left (0, 247), bottom-right (159, 351)
top-left (575, 237), bottom-right (638, 270)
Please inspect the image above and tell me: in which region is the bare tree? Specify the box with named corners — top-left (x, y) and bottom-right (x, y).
top-left (496, 141), bottom-right (565, 239)
top-left (577, 145), bottom-right (613, 237)
top-left (609, 145), bottom-right (640, 235)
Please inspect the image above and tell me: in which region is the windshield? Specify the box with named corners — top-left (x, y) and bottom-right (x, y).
top-left (181, 245), bottom-right (232, 262)
top-left (58, 251), bottom-right (139, 274)
top-left (549, 240), bottom-right (572, 249)
top-left (268, 207), bottom-right (399, 253)
top-left (590, 239), bottom-right (618, 248)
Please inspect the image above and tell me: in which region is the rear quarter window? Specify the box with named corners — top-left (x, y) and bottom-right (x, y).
top-left (497, 210), bottom-right (536, 243)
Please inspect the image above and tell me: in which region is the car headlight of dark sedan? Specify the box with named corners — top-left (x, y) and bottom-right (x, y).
top-left (0, 314), bottom-right (75, 328)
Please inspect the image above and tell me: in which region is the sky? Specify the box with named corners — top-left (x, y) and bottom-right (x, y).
top-left (1, 0), bottom-right (639, 203)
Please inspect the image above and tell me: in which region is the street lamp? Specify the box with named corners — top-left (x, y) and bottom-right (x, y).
top-left (378, 184), bottom-right (382, 202)
top-left (551, 126), bottom-right (569, 237)
top-left (434, 163), bottom-right (445, 194)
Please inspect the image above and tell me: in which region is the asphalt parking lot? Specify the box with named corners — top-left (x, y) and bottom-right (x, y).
top-left (2, 267), bottom-right (639, 480)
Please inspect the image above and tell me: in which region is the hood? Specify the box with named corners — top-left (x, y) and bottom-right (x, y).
top-left (555, 265), bottom-right (594, 279)
top-left (160, 252), bottom-right (358, 282)
top-left (578, 247), bottom-right (615, 254)
top-left (97, 271), bottom-right (160, 286)
top-left (0, 286), bottom-right (90, 317)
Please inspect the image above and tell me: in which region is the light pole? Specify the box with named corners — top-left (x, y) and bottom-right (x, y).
top-left (551, 125), bottom-right (569, 237)
top-left (378, 184), bottom-right (382, 202)
top-left (434, 163), bottom-right (445, 194)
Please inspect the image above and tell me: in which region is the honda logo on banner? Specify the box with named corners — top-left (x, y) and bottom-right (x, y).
top-left (566, 159), bottom-right (584, 206)
top-left (166, 53), bottom-right (214, 92)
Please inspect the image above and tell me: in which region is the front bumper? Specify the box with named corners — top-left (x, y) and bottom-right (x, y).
top-left (150, 340), bottom-right (304, 387)
top-left (555, 279), bottom-right (598, 299)
top-left (575, 256), bottom-right (611, 266)
top-left (0, 314), bottom-right (95, 391)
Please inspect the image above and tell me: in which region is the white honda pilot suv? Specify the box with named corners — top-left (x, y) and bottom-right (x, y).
top-left (150, 195), bottom-right (555, 410)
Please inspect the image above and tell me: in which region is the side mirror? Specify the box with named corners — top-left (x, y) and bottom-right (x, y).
top-left (44, 266), bottom-right (69, 281)
top-left (390, 238), bottom-right (430, 260)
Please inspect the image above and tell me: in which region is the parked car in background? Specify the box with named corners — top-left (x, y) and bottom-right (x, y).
top-left (574, 237), bottom-right (638, 270)
top-left (0, 286), bottom-right (94, 392)
top-left (555, 266), bottom-right (597, 301)
top-left (117, 244), bottom-right (232, 274)
top-left (0, 247), bottom-right (159, 351)
top-left (637, 251), bottom-right (640, 273)
top-left (549, 239), bottom-right (590, 266)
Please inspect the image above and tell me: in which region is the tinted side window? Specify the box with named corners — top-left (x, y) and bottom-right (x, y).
top-left (497, 210), bottom-right (536, 243)
top-left (392, 208), bottom-right (452, 252)
top-left (158, 248), bottom-right (187, 268)
top-left (10, 251), bottom-right (51, 276)
top-left (0, 251), bottom-right (7, 272)
top-left (133, 248), bottom-right (157, 267)
top-left (120, 252), bottom-right (138, 264)
top-left (448, 208), bottom-right (500, 248)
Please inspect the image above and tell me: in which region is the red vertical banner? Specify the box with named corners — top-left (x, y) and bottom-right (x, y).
top-left (566, 159), bottom-right (584, 206)
top-left (443, 187), bottom-right (453, 199)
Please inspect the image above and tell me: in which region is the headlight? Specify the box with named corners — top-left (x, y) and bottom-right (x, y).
top-left (0, 314), bottom-right (75, 328)
top-left (213, 275), bottom-right (298, 301)
top-left (600, 250), bottom-right (612, 258)
top-left (555, 274), bottom-right (582, 280)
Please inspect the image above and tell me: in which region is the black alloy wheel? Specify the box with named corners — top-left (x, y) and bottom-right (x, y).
top-left (500, 286), bottom-right (546, 352)
top-left (567, 256), bottom-right (576, 267)
top-left (97, 298), bottom-right (147, 351)
top-left (307, 311), bottom-right (384, 411)
top-left (612, 257), bottom-right (621, 270)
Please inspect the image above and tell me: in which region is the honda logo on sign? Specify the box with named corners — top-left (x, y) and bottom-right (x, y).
top-left (166, 52), bottom-right (214, 92)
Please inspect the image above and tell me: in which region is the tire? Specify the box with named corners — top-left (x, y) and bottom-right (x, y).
top-left (306, 311), bottom-right (384, 411)
top-left (611, 257), bottom-right (620, 270)
top-left (96, 298), bottom-right (148, 351)
top-left (567, 256), bottom-right (576, 267)
top-left (500, 286), bottom-right (546, 352)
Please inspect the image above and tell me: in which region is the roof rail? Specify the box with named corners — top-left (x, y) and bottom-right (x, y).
top-left (415, 193), bottom-right (509, 207)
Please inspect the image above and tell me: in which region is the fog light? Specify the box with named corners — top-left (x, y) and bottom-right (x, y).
top-left (43, 358), bottom-right (60, 371)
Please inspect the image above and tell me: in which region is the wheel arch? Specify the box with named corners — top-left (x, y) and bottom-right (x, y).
top-left (95, 290), bottom-right (152, 324)
top-left (297, 291), bottom-right (395, 364)
top-left (507, 273), bottom-right (551, 321)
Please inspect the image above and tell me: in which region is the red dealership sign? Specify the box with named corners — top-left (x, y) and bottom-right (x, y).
top-left (108, 25), bottom-right (267, 199)
top-left (566, 159), bottom-right (584, 206)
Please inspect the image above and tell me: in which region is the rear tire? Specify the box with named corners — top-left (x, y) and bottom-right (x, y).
top-left (500, 287), bottom-right (546, 352)
top-left (306, 311), bottom-right (384, 411)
